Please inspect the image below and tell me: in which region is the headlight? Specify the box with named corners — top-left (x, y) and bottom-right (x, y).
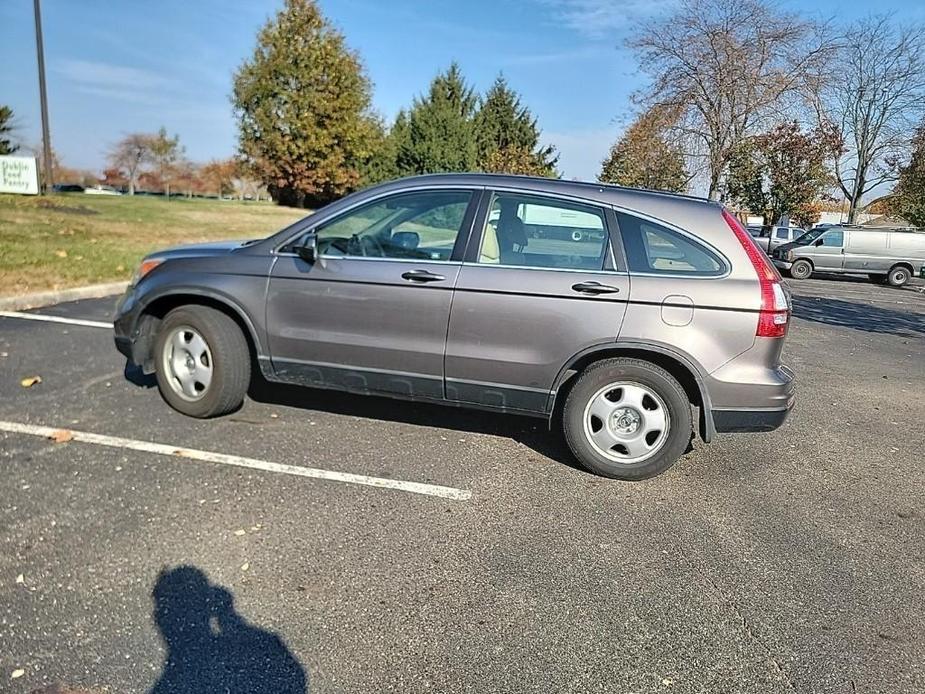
top-left (131, 258), bottom-right (163, 285)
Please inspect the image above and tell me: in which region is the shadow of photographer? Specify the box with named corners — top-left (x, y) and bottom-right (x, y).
top-left (149, 566), bottom-right (307, 693)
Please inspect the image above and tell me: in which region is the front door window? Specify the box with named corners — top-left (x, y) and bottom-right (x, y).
top-left (315, 190), bottom-right (472, 261)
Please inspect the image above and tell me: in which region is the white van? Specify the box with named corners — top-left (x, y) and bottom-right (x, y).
top-left (771, 226), bottom-right (925, 286)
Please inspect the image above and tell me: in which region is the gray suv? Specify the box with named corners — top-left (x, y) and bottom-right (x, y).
top-left (114, 174), bottom-right (794, 480)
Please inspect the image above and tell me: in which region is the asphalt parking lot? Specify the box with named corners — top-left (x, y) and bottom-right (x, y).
top-left (1, 273), bottom-right (923, 693)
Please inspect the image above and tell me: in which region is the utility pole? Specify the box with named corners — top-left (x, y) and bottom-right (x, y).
top-left (33, 0), bottom-right (53, 193)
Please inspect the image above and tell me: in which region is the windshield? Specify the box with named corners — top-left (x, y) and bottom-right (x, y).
top-left (794, 228), bottom-right (828, 244)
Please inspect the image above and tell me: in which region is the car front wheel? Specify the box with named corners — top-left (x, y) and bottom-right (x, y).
top-left (154, 305), bottom-right (251, 418)
top-left (789, 259), bottom-right (813, 280)
top-left (562, 358), bottom-right (692, 480)
top-left (887, 266), bottom-right (911, 287)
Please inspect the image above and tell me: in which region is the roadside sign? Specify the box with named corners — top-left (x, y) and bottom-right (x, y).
top-left (0, 156), bottom-right (40, 195)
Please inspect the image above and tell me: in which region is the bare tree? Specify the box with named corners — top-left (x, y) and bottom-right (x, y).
top-left (108, 133), bottom-right (152, 195)
top-left (149, 127), bottom-right (183, 200)
top-left (815, 17), bottom-right (925, 223)
top-left (629, 0), bottom-right (831, 199)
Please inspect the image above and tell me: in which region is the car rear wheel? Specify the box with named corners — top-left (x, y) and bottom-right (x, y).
top-left (790, 259), bottom-right (813, 280)
top-left (154, 305), bottom-right (251, 418)
top-left (562, 358), bottom-right (692, 480)
top-left (887, 265), bottom-right (911, 287)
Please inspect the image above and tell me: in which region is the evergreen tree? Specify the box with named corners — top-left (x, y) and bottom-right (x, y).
top-left (599, 107), bottom-right (688, 193)
top-left (232, 0), bottom-right (378, 207)
top-left (0, 105), bottom-right (18, 155)
top-left (396, 63), bottom-right (478, 175)
top-left (474, 76), bottom-right (557, 176)
top-left (894, 123), bottom-right (925, 227)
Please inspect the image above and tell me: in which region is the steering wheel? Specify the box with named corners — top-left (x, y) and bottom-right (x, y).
top-left (354, 233), bottom-right (386, 258)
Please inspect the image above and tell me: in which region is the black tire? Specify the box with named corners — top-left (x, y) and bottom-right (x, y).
top-left (887, 265), bottom-right (911, 287)
top-left (562, 358), bottom-right (692, 481)
top-left (154, 305), bottom-right (251, 418)
top-left (868, 273), bottom-right (887, 284)
top-left (790, 259), bottom-right (813, 280)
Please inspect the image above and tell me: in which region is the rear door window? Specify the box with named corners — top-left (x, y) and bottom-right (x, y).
top-left (616, 212), bottom-right (725, 276)
top-left (476, 193), bottom-right (609, 271)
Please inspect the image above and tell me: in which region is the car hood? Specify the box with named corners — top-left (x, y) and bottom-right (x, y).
top-left (774, 241), bottom-right (804, 253)
top-left (149, 240), bottom-right (251, 260)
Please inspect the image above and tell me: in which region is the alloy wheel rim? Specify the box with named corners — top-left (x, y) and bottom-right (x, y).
top-left (582, 382), bottom-right (670, 464)
top-left (162, 326), bottom-right (213, 402)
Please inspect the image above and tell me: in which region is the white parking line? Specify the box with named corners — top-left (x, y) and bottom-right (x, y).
top-left (0, 311), bottom-right (111, 329)
top-left (0, 420), bottom-right (472, 502)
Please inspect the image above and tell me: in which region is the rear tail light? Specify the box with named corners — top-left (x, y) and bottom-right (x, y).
top-left (722, 209), bottom-right (790, 338)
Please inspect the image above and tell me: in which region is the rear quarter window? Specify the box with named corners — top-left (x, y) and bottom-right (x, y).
top-left (616, 212), bottom-right (725, 276)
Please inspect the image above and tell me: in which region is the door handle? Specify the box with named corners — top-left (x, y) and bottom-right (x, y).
top-left (571, 281), bottom-right (621, 295)
top-left (401, 269), bottom-right (445, 283)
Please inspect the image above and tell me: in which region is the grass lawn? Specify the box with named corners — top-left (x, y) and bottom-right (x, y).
top-left (0, 193), bottom-right (307, 297)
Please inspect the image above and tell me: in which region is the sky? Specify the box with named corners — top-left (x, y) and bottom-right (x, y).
top-left (2, 0), bottom-right (925, 182)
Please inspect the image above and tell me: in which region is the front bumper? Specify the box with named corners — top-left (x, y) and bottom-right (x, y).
top-left (112, 285), bottom-right (154, 369)
top-left (772, 259), bottom-right (793, 272)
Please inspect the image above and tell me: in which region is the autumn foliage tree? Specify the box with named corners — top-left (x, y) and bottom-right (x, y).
top-left (200, 158), bottom-right (239, 198)
top-left (232, 0), bottom-right (378, 207)
top-left (599, 106), bottom-right (688, 192)
top-left (725, 121), bottom-right (841, 227)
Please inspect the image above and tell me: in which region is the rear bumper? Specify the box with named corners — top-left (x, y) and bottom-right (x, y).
top-left (712, 401), bottom-right (793, 433)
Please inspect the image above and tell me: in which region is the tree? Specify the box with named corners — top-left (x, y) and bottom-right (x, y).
top-left (599, 106), bottom-right (688, 192)
top-left (474, 76), bottom-right (557, 176)
top-left (358, 115), bottom-right (401, 187)
top-left (108, 133), bottom-right (152, 195)
top-left (0, 105), bottom-right (17, 155)
top-left (629, 0), bottom-right (829, 199)
top-left (232, 0), bottom-right (378, 207)
top-left (893, 123), bottom-right (925, 227)
top-left (149, 127), bottom-right (183, 199)
top-left (815, 17), bottom-right (925, 223)
top-left (396, 63), bottom-right (478, 175)
top-left (726, 121), bottom-right (841, 227)
top-left (200, 158), bottom-right (239, 198)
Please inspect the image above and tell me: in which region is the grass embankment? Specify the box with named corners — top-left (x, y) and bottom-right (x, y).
top-left (0, 194), bottom-right (306, 296)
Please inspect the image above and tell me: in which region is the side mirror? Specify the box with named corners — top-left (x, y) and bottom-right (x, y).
top-left (813, 239), bottom-right (824, 247)
top-left (295, 233), bottom-right (317, 263)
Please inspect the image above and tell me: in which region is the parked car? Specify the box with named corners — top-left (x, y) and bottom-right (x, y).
top-left (771, 226), bottom-right (925, 286)
top-left (747, 225), bottom-right (771, 252)
top-left (113, 174), bottom-right (794, 480)
top-left (84, 185), bottom-right (123, 196)
top-left (766, 226), bottom-right (806, 253)
top-left (52, 183), bottom-right (85, 193)
top-left (746, 225), bottom-right (807, 254)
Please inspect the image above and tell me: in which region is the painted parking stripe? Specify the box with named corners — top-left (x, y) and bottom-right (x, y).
top-left (0, 420), bottom-right (472, 502)
top-left (0, 311), bottom-right (111, 329)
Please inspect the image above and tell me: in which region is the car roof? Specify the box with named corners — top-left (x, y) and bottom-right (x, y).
top-left (372, 173), bottom-right (719, 213)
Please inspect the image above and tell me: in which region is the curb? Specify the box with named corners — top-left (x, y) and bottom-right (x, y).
top-left (0, 281), bottom-right (128, 311)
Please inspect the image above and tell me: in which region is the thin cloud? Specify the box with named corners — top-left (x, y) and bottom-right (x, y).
top-left (55, 59), bottom-right (171, 104)
top-left (536, 0), bottom-right (673, 38)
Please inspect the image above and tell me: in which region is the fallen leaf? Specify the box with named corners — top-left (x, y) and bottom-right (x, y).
top-left (15, 574), bottom-right (24, 584)
top-left (20, 376), bottom-right (42, 388)
top-left (234, 529), bottom-right (246, 536)
top-left (11, 669), bottom-right (24, 679)
top-left (49, 429), bottom-right (74, 444)
top-left (240, 562), bottom-right (249, 571)
top-left (54, 249), bottom-right (67, 258)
